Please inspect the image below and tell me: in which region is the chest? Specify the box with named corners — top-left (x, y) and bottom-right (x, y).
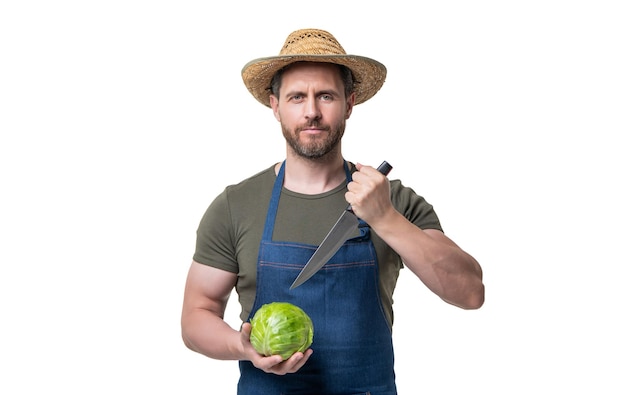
top-left (273, 188), bottom-right (355, 245)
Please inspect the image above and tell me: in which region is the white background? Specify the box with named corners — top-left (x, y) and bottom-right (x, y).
top-left (1, 1), bottom-right (624, 394)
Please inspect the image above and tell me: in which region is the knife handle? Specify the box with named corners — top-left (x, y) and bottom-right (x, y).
top-left (376, 161), bottom-right (393, 176)
top-left (346, 161), bottom-right (393, 211)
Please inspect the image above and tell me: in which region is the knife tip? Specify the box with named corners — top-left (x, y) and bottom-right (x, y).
top-left (289, 278), bottom-right (303, 290)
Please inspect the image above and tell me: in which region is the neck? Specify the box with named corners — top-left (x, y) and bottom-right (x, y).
top-left (277, 154), bottom-right (347, 194)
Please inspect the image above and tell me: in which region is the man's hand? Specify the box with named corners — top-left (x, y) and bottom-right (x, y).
top-left (240, 322), bottom-right (313, 375)
top-left (345, 162), bottom-right (393, 225)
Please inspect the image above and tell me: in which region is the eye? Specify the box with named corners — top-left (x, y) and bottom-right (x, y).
top-left (320, 94), bottom-right (333, 101)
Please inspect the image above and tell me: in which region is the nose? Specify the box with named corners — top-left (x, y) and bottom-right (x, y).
top-left (304, 97), bottom-right (321, 121)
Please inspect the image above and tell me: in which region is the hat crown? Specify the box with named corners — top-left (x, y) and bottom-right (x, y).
top-left (241, 28), bottom-right (386, 107)
top-left (279, 29), bottom-right (347, 56)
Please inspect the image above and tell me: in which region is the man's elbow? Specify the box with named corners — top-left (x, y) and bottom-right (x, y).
top-left (445, 283), bottom-right (485, 310)
top-left (181, 318), bottom-right (199, 352)
top-left (461, 283), bottom-right (485, 310)
top-left (181, 332), bottom-right (194, 351)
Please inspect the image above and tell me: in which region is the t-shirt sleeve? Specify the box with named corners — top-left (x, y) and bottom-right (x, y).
top-left (391, 180), bottom-right (443, 232)
top-left (193, 188), bottom-right (239, 273)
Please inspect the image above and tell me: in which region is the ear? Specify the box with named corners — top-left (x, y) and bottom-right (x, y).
top-left (269, 94), bottom-right (280, 121)
top-left (345, 92), bottom-right (356, 120)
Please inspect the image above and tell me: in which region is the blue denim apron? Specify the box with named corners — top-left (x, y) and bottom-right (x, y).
top-left (238, 161), bottom-right (397, 395)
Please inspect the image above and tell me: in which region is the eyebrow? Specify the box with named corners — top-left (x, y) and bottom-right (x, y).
top-left (285, 88), bottom-right (340, 98)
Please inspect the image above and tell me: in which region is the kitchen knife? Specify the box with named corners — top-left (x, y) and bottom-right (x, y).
top-left (290, 161), bottom-right (393, 289)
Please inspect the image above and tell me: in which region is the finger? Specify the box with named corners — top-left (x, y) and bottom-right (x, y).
top-left (263, 355), bottom-right (286, 374)
top-left (240, 322), bottom-right (251, 341)
top-left (289, 349), bottom-right (313, 372)
top-left (269, 352), bottom-right (305, 375)
top-left (351, 164), bottom-right (381, 187)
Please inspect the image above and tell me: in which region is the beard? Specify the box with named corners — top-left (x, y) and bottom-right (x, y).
top-left (282, 119), bottom-right (345, 159)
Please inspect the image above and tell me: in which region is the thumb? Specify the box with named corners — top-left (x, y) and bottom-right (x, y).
top-left (241, 322), bottom-right (252, 339)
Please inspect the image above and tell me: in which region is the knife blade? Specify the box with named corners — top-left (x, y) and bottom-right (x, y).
top-left (290, 161), bottom-right (393, 289)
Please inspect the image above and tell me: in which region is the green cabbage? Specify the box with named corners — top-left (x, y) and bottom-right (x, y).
top-left (249, 302), bottom-right (314, 360)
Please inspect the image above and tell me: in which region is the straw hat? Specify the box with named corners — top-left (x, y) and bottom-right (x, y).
top-left (241, 28), bottom-right (387, 107)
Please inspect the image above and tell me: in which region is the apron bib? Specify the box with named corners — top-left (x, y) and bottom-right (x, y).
top-left (238, 161), bottom-right (397, 395)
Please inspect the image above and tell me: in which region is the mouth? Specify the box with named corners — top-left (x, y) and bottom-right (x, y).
top-left (298, 125), bottom-right (329, 135)
top-left (301, 128), bottom-right (324, 134)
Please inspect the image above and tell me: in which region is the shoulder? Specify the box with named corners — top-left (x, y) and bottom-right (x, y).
top-left (220, 164), bottom-right (276, 202)
top-left (227, 164), bottom-right (276, 191)
top-left (389, 178), bottom-right (421, 202)
top-left (199, 164), bottom-right (276, 220)
top-left (203, 164), bottom-right (277, 224)
top-left (389, 178), bottom-right (443, 232)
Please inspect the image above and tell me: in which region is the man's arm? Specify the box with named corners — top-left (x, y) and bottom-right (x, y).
top-left (347, 164), bottom-right (485, 309)
top-left (180, 261), bottom-right (312, 374)
top-left (181, 261), bottom-right (242, 359)
top-left (375, 220), bottom-right (484, 309)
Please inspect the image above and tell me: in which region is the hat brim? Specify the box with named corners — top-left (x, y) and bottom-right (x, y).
top-left (241, 54), bottom-right (387, 107)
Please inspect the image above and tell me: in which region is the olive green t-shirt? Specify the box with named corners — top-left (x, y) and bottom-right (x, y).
top-left (193, 163), bottom-right (443, 325)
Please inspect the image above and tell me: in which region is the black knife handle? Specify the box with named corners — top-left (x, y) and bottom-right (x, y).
top-left (376, 161), bottom-right (393, 176)
top-left (346, 161), bottom-right (392, 211)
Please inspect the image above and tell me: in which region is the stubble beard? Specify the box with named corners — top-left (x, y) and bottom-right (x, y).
top-left (282, 120), bottom-right (345, 160)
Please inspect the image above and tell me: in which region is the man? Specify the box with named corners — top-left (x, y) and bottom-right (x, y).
top-left (181, 28), bottom-right (484, 394)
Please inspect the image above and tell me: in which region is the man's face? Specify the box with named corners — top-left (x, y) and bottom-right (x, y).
top-left (270, 62), bottom-right (355, 159)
